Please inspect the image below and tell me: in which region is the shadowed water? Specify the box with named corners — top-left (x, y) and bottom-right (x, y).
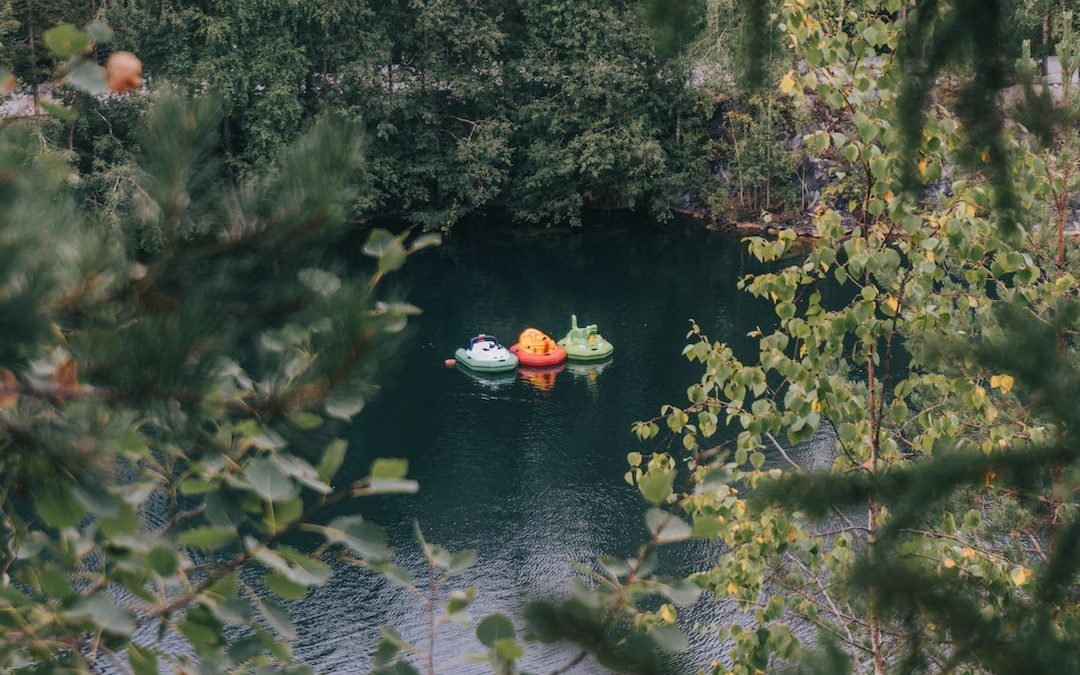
top-left (287, 217), bottom-right (835, 673)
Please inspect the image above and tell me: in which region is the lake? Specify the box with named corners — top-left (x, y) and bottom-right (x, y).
top-left (287, 216), bottom-right (834, 673)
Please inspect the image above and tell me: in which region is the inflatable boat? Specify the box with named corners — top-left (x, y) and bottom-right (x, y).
top-left (455, 334), bottom-right (519, 372)
top-left (557, 315), bottom-right (614, 361)
top-left (510, 328), bottom-right (567, 367)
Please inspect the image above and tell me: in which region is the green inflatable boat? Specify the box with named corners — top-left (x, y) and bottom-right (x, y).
top-left (557, 315), bottom-right (614, 362)
top-left (455, 334), bottom-right (519, 372)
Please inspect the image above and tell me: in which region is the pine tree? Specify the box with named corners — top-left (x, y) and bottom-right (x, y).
top-left (0, 51), bottom-right (445, 671)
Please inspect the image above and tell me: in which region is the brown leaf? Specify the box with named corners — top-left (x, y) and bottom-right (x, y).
top-left (53, 358), bottom-right (79, 393)
top-left (0, 368), bottom-right (19, 409)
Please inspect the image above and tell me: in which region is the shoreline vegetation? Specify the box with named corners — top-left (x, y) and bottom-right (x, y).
top-left (2, 4), bottom-right (1076, 240)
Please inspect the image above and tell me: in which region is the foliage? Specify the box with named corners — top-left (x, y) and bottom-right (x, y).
top-left (0, 85), bottom-right (473, 671)
top-left (538, 1), bottom-right (1080, 673)
top-left (0, 27), bottom-right (577, 675)
top-left (92, 0), bottom-right (696, 229)
top-left (0, 0), bottom-right (95, 87)
top-left (713, 94), bottom-right (805, 219)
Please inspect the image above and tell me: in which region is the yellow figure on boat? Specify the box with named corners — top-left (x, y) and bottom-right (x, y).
top-left (510, 328), bottom-right (568, 366)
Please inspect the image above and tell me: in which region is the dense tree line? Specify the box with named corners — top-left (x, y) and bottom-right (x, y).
top-left (3, 1), bottom-right (1075, 231)
top-left (16, 0), bottom-right (699, 229)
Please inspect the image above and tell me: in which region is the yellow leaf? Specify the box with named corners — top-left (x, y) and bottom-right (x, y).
top-left (925, 251), bottom-right (935, 263)
top-left (780, 70), bottom-right (797, 95)
top-left (884, 295), bottom-right (900, 314)
top-left (883, 190), bottom-right (894, 202)
top-left (965, 203), bottom-right (976, 217)
top-left (943, 558), bottom-right (956, 569)
top-left (726, 582), bottom-right (738, 595)
top-left (659, 603), bottom-right (677, 624)
top-left (812, 399), bottom-right (821, 413)
top-left (962, 547), bottom-right (976, 558)
top-left (990, 374), bottom-right (1014, 393)
top-left (918, 158), bottom-right (929, 177)
top-left (799, 344), bottom-right (808, 358)
top-left (1010, 566), bottom-right (1031, 586)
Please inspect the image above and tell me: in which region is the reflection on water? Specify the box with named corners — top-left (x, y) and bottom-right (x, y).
top-left (455, 364), bottom-right (518, 392)
top-left (518, 363), bottom-right (567, 391)
top-left (284, 217), bottom-right (832, 673)
top-left (565, 359), bottom-right (613, 389)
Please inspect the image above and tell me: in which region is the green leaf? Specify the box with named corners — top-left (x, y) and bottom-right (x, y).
top-left (250, 593), bottom-right (296, 640)
top-left (325, 392), bottom-right (366, 421)
top-left (447, 549), bottom-right (478, 575)
top-left (363, 228), bottom-right (408, 274)
top-left (377, 562), bottom-right (415, 588)
top-left (205, 492), bottom-right (245, 528)
top-left (373, 629), bottom-right (404, 667)
top-left (364, 478), bottom-right (419, 494)
top-left (410, 232), bottom-right (442, 250)
top-left (44, 25), bottom-right (91, 58)
top-left (128, 644), bottom-right (159, 675)
top-left (638, 467), bottom-right (675, 505)
top-left (476, 613), bottom-right (515, 648)
top-left (178, 526), bottom-right (237, 551)
top-left (39, 567), bottom-right (72, 599)
top-left (659, 577), bottom-right (702, 606)
top-left (66, 60), bottom-right (107, 93)
top-left (227, 634), bottom-right (267, 664)
top-left (100, 501), bottom-right (138, 538)
top-left (288, 411), bottom-right (324, 430)
top-left (763, 595), bottom-right (785, 621)
top-left (324, 516), bottom-right (392, 562)
top-left (72, 482), bottom-right (117, 517)
top-left (370, 458), bottom-right (408, 480)
top-left (298, 268), bottom-right (342, 296)
top-left (244, 457), bottom-right (299, 502)
top-left (446, 586), bottom-right (478, 614)
top-left (649, 624), bottom-right (689, 653)
top-left (373, 662), bottom-right (421, 675)
top-left (494, 637), bottom-right (524, 661)
top-left (34, 483), bottom-right (85, 528)
top-left (271, 454), bottom-right (331, 494)
top-left (68, 595), bottom-right (136, 636)
top-left (178, 605), bottom-right (223, 656)
top-left (270, 497), bottom-right (304, 529)
top-left (317, 439), bottom-right (347, 483)
top-left (645, 508), bottom-right (692, 543)
top-left (265, 572), bottom-right (308, 601)
top-left (146, 546), bottom-right (179, 576)
top-left (248, 541), bottom-right (330, 586)
top-left (85, 21), bottom-right (114, 43)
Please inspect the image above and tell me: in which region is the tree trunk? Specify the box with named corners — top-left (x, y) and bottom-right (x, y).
top-left (1043, 12), bottom-right (1051, 74)
top-left (866, 340), bottom-right (885, 675)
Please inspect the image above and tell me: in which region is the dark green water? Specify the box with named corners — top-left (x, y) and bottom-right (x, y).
top-left (288, 218), bottom-right (832, 673)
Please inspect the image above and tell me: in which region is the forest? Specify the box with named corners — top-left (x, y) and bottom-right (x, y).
top-left (1, 0), bottom-right (1079, 674)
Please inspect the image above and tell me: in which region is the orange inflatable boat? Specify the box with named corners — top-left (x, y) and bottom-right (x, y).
top-left (510, 328), bottom-right (567, 367)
